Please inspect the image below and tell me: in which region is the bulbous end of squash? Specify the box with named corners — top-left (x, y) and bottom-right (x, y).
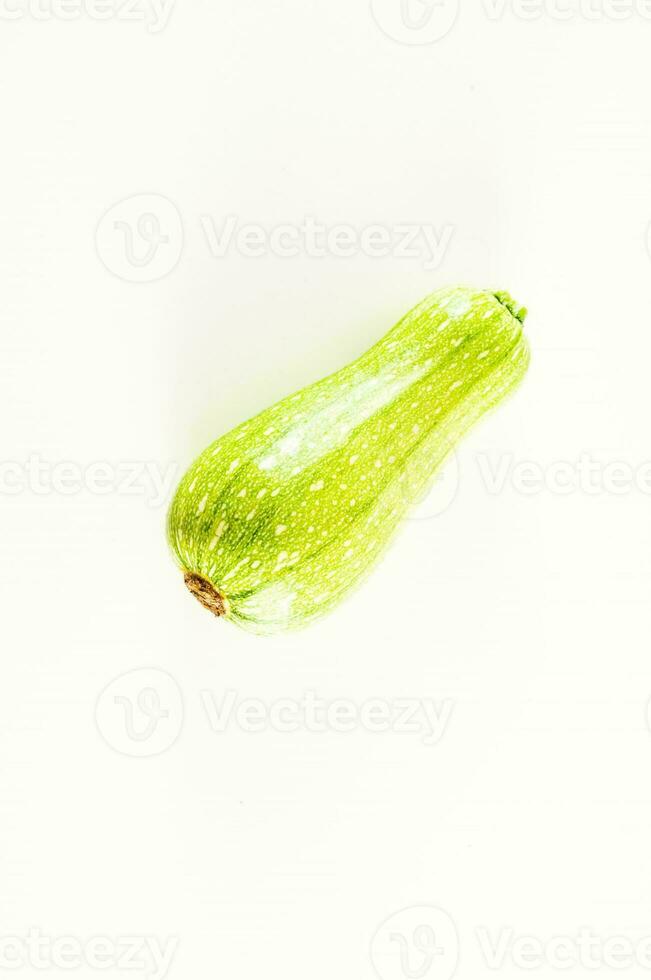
top-left (184, 572), bottom-right (228, 618)
top-left (493, 290), bottom-right (528, 325)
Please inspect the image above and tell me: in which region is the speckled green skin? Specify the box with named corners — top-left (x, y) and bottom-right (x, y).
top-left (168, 286), bottom-right (530, 634)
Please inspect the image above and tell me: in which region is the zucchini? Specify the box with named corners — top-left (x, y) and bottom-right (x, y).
top-left (168, 285), bottom-right (529, 634)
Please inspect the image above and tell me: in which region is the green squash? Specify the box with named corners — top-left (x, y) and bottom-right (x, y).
top-left (168, 285), bottom-right (529, 634)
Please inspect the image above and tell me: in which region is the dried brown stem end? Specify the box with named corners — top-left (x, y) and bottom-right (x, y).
top-left (184, 573), bottom-right (227, 618)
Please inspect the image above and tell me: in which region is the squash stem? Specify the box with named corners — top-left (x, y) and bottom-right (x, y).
top-left (184, 573), bottom-right (227, 618)
top-left (493, 290), bottom-right (528, 325)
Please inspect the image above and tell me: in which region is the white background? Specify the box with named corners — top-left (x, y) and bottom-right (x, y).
top-left (2, 1), bottom-right (651, 977)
